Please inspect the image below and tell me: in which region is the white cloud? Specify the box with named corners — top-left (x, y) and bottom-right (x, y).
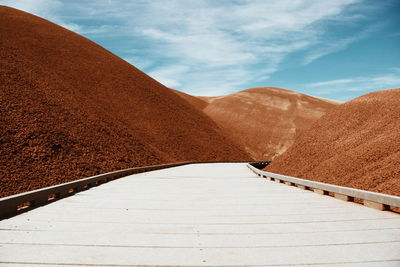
top-left (305, 71), bottom-right (400, 101)
top-left (369, 74), bottom-right (400, 88)
top-left (1, 0), bottom-right (61, 15)
top-left (139, 28), bottom-right (256, 67)
top-left (124, 56), bottom-right (153, 71)
top-left (1, 0), bottom-right (81, 32)
top-left (122, 0), bottom-right (366, 94)
top-left (303, 23), bottom-right (382, 64)
top-left (303, 37), bottom-right (359, 65)
top-left (2, 0), bottom-right (377, 96)
top-left (148, 65), bottom-right (189, 88)
top-left (308, 79), bottom-right (355, 87)
top-left (149, 64), bottom-right (276, 96)
top-left (308, 74), bottom-right (400, 91)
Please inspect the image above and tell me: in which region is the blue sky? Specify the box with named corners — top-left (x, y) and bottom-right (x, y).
top-left (2, 0), bottom-right (399, 101)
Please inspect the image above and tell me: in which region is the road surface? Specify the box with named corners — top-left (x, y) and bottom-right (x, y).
top-left (1, 163), bottom-right (399, 266)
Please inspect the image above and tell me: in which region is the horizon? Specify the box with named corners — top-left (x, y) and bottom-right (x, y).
top-left (1, 0), bottom-right (399, 101)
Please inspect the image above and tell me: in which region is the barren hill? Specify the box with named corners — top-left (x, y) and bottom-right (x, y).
top-left (0, 6), bottom-right (250, 197)
top-left (267, 89), bottom-right (400, 196)
top-left (177, 87), bottom-right (338, 160)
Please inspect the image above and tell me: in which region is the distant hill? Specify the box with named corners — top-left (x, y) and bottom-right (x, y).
top-left (267, 89), bottom-right (400, 196)
top-left (0, 6), bottom-right (250, 197)
top-left (177, 87), bottom-right (338, 160)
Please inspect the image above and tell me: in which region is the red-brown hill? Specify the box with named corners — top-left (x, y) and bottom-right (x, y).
top-left (267, 89), bottom-right (400, 196)
top-left (0, 6), bottom-right (251, 197)
top-left (176, 87), bottom-right (338, 160)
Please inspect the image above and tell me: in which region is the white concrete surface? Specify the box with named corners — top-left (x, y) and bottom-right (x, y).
top-left (1, 163), bottom-right (399, 266)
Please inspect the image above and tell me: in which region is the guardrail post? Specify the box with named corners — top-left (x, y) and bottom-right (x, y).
top-left (334, 193), bottom-right (354, 202)
top-left (296, 185), bottom-right (308, 190)
top-left (313, 188), bottom-right (329, 195)
top-left (363, 200), bottom-right (389, 210)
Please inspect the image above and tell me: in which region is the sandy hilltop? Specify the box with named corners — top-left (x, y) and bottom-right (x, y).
top-left (176, 87), bottom-right (339, 160)
top-left (0, 6), bottom-right (250, 197)
top-left (267, 89), bottom-right (400, 196)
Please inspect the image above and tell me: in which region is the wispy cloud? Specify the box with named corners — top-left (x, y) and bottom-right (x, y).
top-left (303, 22), bottom-right (383, 64)
top-left (148, 65), bottom-right (189, 88)
top-left (1, 0), bottom-right (82, 32)
top-left (119, 0), bottom-right (366, 95)
top-left (305, 70), bottom-right (400, 101)
top-left (2, 0), bottom-right (382, 96)
top-left (308, 79), bottom-right (355, 87)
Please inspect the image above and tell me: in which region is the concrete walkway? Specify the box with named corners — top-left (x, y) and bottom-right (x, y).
top-left (1, 163), bottom-right (399, 266)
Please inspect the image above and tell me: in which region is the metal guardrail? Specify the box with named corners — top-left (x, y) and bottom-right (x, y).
top-left (0, 161), bottom-right (263, 219)
top-left (247, 163), bottom-right (400, 210)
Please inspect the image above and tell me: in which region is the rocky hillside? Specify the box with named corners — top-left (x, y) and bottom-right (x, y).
top-left (267, 89), bottom-right (400, 196)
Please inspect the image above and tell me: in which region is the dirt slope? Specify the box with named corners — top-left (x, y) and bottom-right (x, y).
top-left (177, 87), bottom-right (338, 160)
top-left (172, 89), bottom-right (209, 111)
top-left (267, 89), bottom-right (400, 196)
top-left (0, 6), bottom-right (250, 197)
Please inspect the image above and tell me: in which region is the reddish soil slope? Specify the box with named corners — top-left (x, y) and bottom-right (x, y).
top-left (172, 89), bottom-right (209, 111)
top-left (177, 87), bottom-right (338, 160)
top-left (0, 6), bottom-right (250, 197)
top-left (267, 89), bottom-right (400, 196)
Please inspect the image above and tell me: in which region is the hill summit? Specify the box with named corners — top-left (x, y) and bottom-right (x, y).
top-left (177, 87), bottom-right (339, 160)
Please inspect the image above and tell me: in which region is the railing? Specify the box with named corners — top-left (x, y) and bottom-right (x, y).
top-left (247, 163), bottom-right (400, 211)
top-left (0, 162), bottom-right (194, 219)
top-left (0, 161), bottom-right (262, 219)
top-left (5, 161), bottom-right (394, 219)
